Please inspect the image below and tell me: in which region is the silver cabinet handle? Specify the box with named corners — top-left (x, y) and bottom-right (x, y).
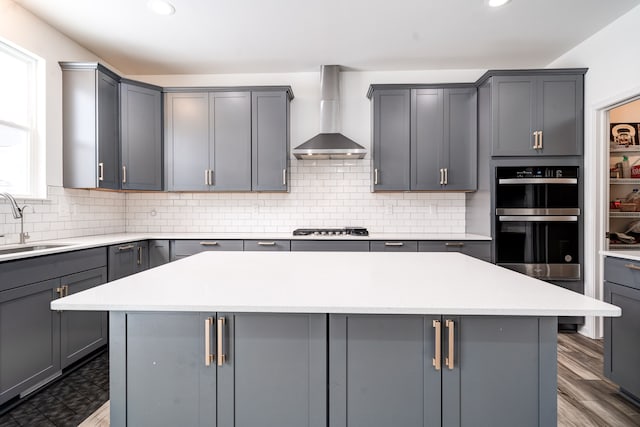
top-left (217, 317), bottom-right (226, 366)
top-left (204, 317), bottom-right (214, 366)
top-left (532, 131), bottom-right (538, 149)
top-left (384, 242), bottom-right (404, 247)
top-left (122, 165), bottom-right (127, 184)
top-left (432, 320), bottom-right (441, 371)
top-left (282, 169), bottom-right (287, 186)
top-left (137, 246), bottom-right (143, 265)
top-left (539, 131), bottom-right (543, 149)
top-left (625, 263), bottom-right (640, 271)
top-left (445, 242), bottom-right (464, 248)
top-left (444, 168), bottom-right (448, 185)
top-left (204, 169), bottom-right (209, 185)
top-left (56, 285), bottom-right (69, 298)
top-left (98, 162), bottom-right (104, 181)
top-left (445, 319), bottom-right (455, 370)
top-left (117, 244), bottom-right (134, 251)
top-left (374, 168), bottom-right (379, 185)
top-left (439, 168), bottom-right (444, 185)
top-left (209, 170), bottom-right (214, 186)
top-left (258, 241), bottom-right (276, 246)
top-left (200, 241), bottom-right (219, 246)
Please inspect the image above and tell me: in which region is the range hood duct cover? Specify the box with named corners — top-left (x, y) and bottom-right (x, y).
top-left (293, 65), bottom-right (366, 160)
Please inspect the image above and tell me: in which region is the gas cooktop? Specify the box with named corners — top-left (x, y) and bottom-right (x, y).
top-left (292, 227), bottom-right (369, 236)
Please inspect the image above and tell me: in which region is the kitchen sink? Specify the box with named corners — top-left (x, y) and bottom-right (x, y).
top-left (0, 244), bottom-right (72, 255)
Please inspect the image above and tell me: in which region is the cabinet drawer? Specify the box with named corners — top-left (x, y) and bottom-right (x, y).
top-left (604, 256), bottom-right (640, 290)
top-left (172, 240), bottom-right (243, 259)
top-left (243, 240), bottom-right (290, 251)
top-left (291, 240), bottom-right (369, 252)
top-left (418, 241), bottom-right (491, 261)
top-left (370, 241), bottom-right (418, 252)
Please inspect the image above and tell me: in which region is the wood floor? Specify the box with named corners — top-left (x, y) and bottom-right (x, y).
top-left (78, 333), bottom-right (640, 427)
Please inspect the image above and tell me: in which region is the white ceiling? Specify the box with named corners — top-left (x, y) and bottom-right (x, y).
top-left (14, 0), bottom-right (640, 75)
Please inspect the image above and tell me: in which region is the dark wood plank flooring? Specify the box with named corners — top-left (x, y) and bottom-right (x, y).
top-left (558, 332), bottom-right (640, 426)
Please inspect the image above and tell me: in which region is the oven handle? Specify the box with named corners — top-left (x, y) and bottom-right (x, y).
top-left (498, 215), bottom-right (578, 222)
top-left (498, 178), bottom-right (577, 184)
top-left (496, 208), bottom-right (580, 216)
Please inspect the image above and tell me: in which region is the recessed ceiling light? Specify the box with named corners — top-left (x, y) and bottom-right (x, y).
top-left (147, 0), bottom-right (175, 15)
top-left (487, 0), bottom-right (511, 7)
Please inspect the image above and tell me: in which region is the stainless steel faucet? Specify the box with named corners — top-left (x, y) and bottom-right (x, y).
top-left (0, 192), bottom-right (30, 244)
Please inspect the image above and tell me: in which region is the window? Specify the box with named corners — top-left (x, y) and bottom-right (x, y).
top-left (0, 39), bottom-right (44, 198)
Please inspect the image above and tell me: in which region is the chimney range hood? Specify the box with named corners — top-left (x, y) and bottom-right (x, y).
top-left (292, 65), bottom-right (366, 160)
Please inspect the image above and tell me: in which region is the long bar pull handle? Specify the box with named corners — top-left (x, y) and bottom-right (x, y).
top-left (374, 168), bottom-right (379, 185)
top-left (137, 246), bottom-right (143, 265)
top-left (532, 131), bottom-right (538, 149)
top-left (200, 241), bottom-right (219, 246)
top-left (445, 319), bottom-right (455, 370)
top-left (444, 168), bottom-right (448, 185)
top-left (98, 162), bottom-right (104, 181)
top-left (445, 242), bottom-right (465, 248)
top-left (625, 263), bottom-right (640, 271)
top-left (217, 317), bottom-right (226, 366)
top-left (122, 165), bottom-right (127, 184)
top-left (56, 286), bottom-right (64, 297)
top-left (384, 242), bottom-right (404, 247)
top-left (117, 244), bottom-right (135, 251)
top-left (433, 320), bottom-right (441, 371)
top-left (209, 170), bottom-right (214, 186)
top-left (282, 169), bottom-right (287, 186)
top-left (205, 170), bottom-right (209, 186)
top-left (64, 285), bottom-right (69, 297)
top-left (258, 241), bottom-right (276, 246)
top-left (205, 317), bottom-right (214, 366)
top-left (538, 131), bottom-right (543, 150)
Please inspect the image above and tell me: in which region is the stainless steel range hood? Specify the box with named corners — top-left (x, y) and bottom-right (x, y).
top-left (293, 65), bottom-right (366, 160)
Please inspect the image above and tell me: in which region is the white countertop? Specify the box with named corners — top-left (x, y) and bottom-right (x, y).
top-left (51, 251), bottom-right (619, 317)
top-left (601, 250), bottom-right (640, 262)
top-left (0, 232), bottom-right (491, 262)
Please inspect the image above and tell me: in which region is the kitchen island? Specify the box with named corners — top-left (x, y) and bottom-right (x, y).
top-left (52, 251), bottom-right (619, 427)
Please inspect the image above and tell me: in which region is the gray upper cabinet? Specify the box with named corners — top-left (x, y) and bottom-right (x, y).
top-left (252, 91), bottom-right (290, 191)
top-left (61, 62), bottom-right (120, 189)
top-left (120, 81), bottom-right (163, 190)
top-left (165, 91), bottom-right (251, 191)
top-left (372, 89), bottom-right (411, 191)
top-left (490, 73), bottom-right (584, 157)
top-left (411, 87), bottom-right (477, 191)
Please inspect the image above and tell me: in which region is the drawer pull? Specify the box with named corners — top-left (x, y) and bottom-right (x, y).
top-left (117, 244), bottom-right (135, 251)
top-left (258, 241), bottom-right (276, 246)
top-left (384, 242), bottom-right (404, 247)
top-left (445, 242), bottom-right (464, 248)
top-left (624, 263), bottom-right (640, 271)
top-left (200, 241), bottom-right (219, 246)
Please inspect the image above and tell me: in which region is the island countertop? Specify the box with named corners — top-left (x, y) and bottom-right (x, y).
top-left (51, 251), bottom-right (620, 317)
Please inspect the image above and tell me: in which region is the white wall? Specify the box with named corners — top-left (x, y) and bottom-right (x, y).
top-left (548, 4), bottom-right (640, 338)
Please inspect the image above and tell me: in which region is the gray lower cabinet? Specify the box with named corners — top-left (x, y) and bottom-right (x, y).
top-left (60, 267), bottom-right (108, 368)
top-left (148, 239), bottom-right (171, 268)
top-left (369, 240), bottom-right (418, 252)
top-left (120, 81), bottom-right (163, 190)
top-left (110, 312), bottom-right (327, 427)
top-left (490, 73), bottom-right (584, 157)
top-left (604, 256), bottom-right (640, 402)
top-left (164, 91), bottom-right (251, 191)
top-left (108, 241), bottom-right (149, 281)
top-left (243, 239), bottom-right (290, 251)
top-left (329, 314), bottom-right (556, 427)
top-left (291, 240), bottom-right (370, 252)
top-left (172, 240), bottom-right (244, 261)
top-left (61, 62), bottom-right (120, 189)
top-left (252, 91), bottom-right (290, 191)
top-left (411, 87), bottom-right (477, 191)
top-left (418, 240), bottom-right (491, 262)
top-left (0, 248), bottom-right (107, 405)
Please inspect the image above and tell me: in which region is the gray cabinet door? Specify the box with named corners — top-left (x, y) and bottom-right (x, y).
top-left (121, 82), bottom-right (163, 190)
top-left (443, 88), bottom-right (477, 191)
top-left (291, 240), bottom-right (370, 252)
top-left (536, 74), bottom-right (583, 156)
top-left (217, 313), bottom-right (326, 427)
top-left (372, 89), bottom-right (411, 190)
top-left (60, 267), bottom-right (108, 368)
top-left (172, 239), bottom-right (244, 261)
top-left (108, 241), bottom-right (148, 281)
top-left (252, 91), bottom-right (289, 191)
top-left (418, 240), bottom-right (491, 261)
top-left (411, 88), bottom-right (444, 190)
top-left (97, 70), bottom-right (120, 189)
top-left (123, 312), bottom-right (216, 427)
top-left (369, 240), bottom-right (418, 252)
top-left (243, 239), bottom-right (291, 251)
top-left (0, 278), bottom-right (60, 405)
top-left (210, 92), bottom-right (251, 191)
top-left (329, 314), bottom-right (441, 427)
top-left (490, 76), bottom-right (536, 156)
top-left (149, 239), bottom-right (171, 267)
top-left (165, 92), bottom-right (210, 191)
top-left (604, 281), bottom-right (640, 400)
top-left (442, 316), bottom-right (557, 427)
